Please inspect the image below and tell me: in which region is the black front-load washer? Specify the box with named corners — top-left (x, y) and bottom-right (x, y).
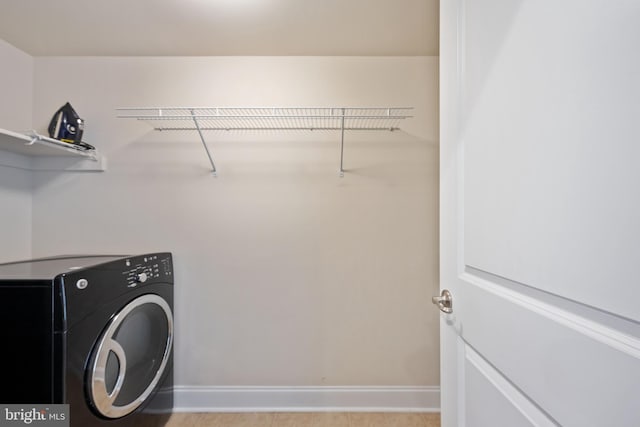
top-left (0, 253), bottom-right (174, 427)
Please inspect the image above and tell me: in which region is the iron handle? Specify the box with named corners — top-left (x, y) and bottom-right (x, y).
top-left (432, 289), bottom-right (453, 313)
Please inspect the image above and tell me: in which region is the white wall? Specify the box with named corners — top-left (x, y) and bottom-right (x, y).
top-left (0, 40), bottom-right (33, 262)
top-left (30, 56), bottom-right (439, 402)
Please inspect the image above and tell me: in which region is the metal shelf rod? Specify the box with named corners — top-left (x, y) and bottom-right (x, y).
top-left (340, 108), bottom-right (346, 177)
top-left (117, 106), bottom-right (413, 112)
top-left (119, 115), bottom-right (412, 121)
top-left (190, 109), bottom-right (217, 176)
top-left (153, 127), bottom-right (402, 132)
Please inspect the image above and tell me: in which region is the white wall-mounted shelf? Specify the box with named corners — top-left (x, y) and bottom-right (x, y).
top-left (0, 128), bottom-right (105, 171)
top-left (117, 107), bottom-right (413, 176)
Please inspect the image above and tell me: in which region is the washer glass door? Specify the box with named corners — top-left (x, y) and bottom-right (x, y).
top-left (88, 294), bottom-right (173, 419)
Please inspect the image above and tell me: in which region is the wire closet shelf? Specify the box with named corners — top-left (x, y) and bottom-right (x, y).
top-left (116, 107), bottom-right (414, 176)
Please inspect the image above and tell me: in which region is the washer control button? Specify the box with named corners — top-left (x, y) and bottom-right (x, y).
top-left (136, 272), bottom-right (148, 283)
top-left (76, 278), bottom-right (89, 290)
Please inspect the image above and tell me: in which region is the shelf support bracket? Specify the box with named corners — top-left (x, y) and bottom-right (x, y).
top-left (190, 109), bottom-right (217, 176)
top-left (339, 108), bottom-right (345, 177)
top-left (26, 132), bottom-right (40, 146)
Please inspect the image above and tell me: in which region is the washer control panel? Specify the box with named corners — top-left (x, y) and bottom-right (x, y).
top-left (122, 254), bottom-right (173, 287)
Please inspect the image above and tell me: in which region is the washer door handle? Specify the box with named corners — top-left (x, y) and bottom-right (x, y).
top-left (92, 338), bottom-right (127, 406)
top-left (108, 340), bottom-right (127, 402)
top-left (105, 339), bottom-right (127, 403)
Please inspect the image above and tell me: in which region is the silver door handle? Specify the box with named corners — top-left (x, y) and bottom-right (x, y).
top-left (432, 289), bottom-right (453, 313)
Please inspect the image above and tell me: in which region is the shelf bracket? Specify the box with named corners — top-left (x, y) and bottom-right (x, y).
top-left (190, 109), bottom-right (217, 176)
top-left (339, 108), bottom-right (346, 177)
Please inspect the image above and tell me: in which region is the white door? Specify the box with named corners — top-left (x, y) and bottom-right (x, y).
top-left (439, 1), bottom-right (640, 426)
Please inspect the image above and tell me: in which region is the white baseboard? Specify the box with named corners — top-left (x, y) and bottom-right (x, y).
top-left (174, 386), bottom-right (440, 413)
